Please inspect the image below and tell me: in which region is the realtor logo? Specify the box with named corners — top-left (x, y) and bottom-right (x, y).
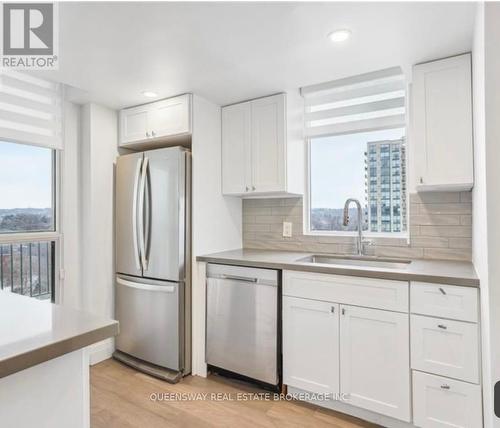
top-left (1, 2), bottom-right (58, 69)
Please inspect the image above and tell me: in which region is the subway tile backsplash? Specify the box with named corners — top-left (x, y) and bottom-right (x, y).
top-left (242, 192), bottom-right (472, 261)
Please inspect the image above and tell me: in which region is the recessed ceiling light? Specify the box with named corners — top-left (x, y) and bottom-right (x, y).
top-left (142, 91), bottom-right (158, 98)
top-left (328, 29), bottom-right (352, 43)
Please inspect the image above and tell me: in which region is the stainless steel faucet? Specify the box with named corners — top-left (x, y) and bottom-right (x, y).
top-left (343, 198), bottom-right (365, 256)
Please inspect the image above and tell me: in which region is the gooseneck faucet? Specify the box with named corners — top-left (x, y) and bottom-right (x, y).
top-left (343, 198), bottom-right (364, 256)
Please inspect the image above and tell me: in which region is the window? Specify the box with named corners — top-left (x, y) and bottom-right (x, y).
top-left (302, 66), bottom-right (408, 237)
top-left (0, 142), bottom-right (57, 300)
top-left (0, 141), bottom-right (55, 233)
top-left (308, 128), bottom-right (407, 235)
top-left (0, 141), bottom-right (57, 300)
top-left (0, 72), bottom-right (62, 302)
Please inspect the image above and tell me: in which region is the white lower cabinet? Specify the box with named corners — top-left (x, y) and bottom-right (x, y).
top-left (282, 272), bottom-right (482, 427)
top-left (413, 371), bottom-right (482, 428)
top-left (340, 305), bottom-right (411, 422)
top-left (282, 296), bottom-right (339, 394)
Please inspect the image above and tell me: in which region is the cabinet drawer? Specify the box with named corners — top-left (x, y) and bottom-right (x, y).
top-left (411, 282), bottom-right (478, 322)
top-left (283, 270), bottom-right (408, 312)
top-left (411, 315), bottom-right (479, 383)
top-left (413, 371), bottom-right (482, 428)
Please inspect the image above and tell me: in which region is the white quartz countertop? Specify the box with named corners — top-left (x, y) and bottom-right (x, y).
top-left (197, 248), bottom-right (479, 287)
top-left (0, 291), bottom-right (119, 378)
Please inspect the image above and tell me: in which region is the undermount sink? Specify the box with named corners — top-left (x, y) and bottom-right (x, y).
top-left (296, 254), bottom-right (412, 270)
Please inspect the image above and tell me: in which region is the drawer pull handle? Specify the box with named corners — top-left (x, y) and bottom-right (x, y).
top-left (438, 324), bottom-right (447, 330)
top-left (342, 308), bottom-right (346, 315)
top-left (441, 384), bottom-right (450, 390)
top-left (439, 287), bottom-right (446, 295)
top-left (331, 306), bottom-right (335, 313)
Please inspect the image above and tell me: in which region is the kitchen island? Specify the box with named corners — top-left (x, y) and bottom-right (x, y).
top-left (0, 290), bottom-right (119, 428)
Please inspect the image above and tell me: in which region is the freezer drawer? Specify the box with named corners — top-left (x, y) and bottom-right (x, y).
top-left (115, 275), bottom-right (183, 371)
top-left (206, 264), bottom-right (279, 385)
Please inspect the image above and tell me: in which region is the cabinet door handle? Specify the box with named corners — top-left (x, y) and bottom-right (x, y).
top-left (252, 186), bottom-right (256, 191)
top-left (439, 287), bottom-right (446, 295)
top-left (341, 308), bottom-right (345, 315)
top-left (146, 131), bottom-right (150, 138)
top-left (151, 130), bottom-right (156, 137)
top-left (330, 306), bottom-right (335, 313)
top-left (419, 177), bottom-right (424, 184)
top-left (438, 324), bottom-right (447, 330)
top-left (440, 384), bottom-right (450, 390)
top-left (245, 186), bottom-right (249, 192)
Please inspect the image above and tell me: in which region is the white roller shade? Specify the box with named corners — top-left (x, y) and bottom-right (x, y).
top-left (0, 71), bottom-right (62, 149)
top-left (301, 67), bottom-right (406, 138)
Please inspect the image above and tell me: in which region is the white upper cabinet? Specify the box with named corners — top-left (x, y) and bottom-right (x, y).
top-left (120, 105), bottom-right (150, 144)
top-left (119, 94), bottom-right (191, 149)
top-left (250, 95), bottom-right (286, 193)
top-left (412, 53), bottom-right (473, 192)
top-left (221, 102), bottom-right (251, 194)
top-left (222, 93), bottom-right (304, 197)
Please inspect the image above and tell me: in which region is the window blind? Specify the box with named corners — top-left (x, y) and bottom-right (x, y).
top-left (0, 70), bottom-right (62, 149)
top-left (301, 67), bottom-right (406, 138)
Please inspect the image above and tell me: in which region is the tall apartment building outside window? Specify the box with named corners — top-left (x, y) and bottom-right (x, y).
top-left (308, 128), bottom-right (407, 236)
top-left (365, 139), bottom-right (407, 233)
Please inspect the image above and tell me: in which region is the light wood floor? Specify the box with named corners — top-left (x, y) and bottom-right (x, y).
top-left (91, 359), bottom-right (380, 428)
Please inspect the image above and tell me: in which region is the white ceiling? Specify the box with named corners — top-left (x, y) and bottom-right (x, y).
top-left (38, 2), bottom-right (476, 109)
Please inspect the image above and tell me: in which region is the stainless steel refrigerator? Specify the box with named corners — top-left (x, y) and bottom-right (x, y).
top-left (114, 146), bottom-right (191, 380)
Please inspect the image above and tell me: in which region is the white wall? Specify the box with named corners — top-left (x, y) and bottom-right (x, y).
top-left (473, 3), bottom-right (500, 426)
top-left (191, 95), bottom-right (242, 375)
top-left (61, 101), bottom-right (82, 310)
top-left (80, 103), bottom-right (118, 364)
top-left (472, 3), bottom-right (493, 424)
top-left (484, 3), bottom-right (500, 426)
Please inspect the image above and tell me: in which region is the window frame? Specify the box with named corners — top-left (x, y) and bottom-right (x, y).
top-left (303, 134), bottom-right (409, 239)
top-left (0, 144), bottom-right (61, 302)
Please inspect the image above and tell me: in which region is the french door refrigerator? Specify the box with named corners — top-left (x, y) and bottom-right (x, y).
top-left (114, 146), bottom-right (191, 380)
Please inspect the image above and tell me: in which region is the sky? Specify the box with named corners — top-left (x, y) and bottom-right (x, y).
top-left (0, 141), bottom-right (52, 209)
top-left (310, 128), bottom-right (405, 209)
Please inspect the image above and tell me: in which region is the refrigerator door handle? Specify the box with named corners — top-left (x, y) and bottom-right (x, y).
top-left (117, 277), bottom-right (176, 293)
top-left (132, 157), bottom-right (142, 271)
top-left (138, 156), bottom-right (149, 271)
top-left (144, 158), bottom-right (151, 270)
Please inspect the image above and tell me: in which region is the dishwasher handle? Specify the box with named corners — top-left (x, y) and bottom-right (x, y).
top-left (207, 273), bottom-right (277, 287)
top-left (220, 274), bottom-right (258, 283)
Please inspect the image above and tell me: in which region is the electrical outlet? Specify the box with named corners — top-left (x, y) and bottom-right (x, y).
top-left (283, 221), bottom-right (293, 238)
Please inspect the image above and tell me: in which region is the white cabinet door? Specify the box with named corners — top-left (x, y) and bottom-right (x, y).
top-left (340, 305), bottom-right (411, 422)
top-left (411, 314), bottom-right (479, 383)
top-left (222, 102), bottom-right (252, 195)
top-left (413, 371), bottom-right (482, 428)
top-left (120, 106), bottom-right (150, 144)
top-left (149, 94), bottom-right (191, 138)
top-left (413, 53), bottom-right (473, 191)
top-left (250, 94), bottom-right (286, 193)
top-left (283, 296), bottom-right (340, 395)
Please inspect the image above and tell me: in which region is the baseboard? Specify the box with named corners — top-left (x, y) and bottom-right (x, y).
top-left (88, 338), bottom-right (114, 366)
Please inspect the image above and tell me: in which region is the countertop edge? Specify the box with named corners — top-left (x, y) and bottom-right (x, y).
top-left (0, 321), bottom-right (119, 379)
top-left (196, 255), bottom-right (480, 288)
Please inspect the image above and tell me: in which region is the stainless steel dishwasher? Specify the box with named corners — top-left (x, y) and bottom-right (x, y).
top-left (206, 263), bottom-right (280, 387)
